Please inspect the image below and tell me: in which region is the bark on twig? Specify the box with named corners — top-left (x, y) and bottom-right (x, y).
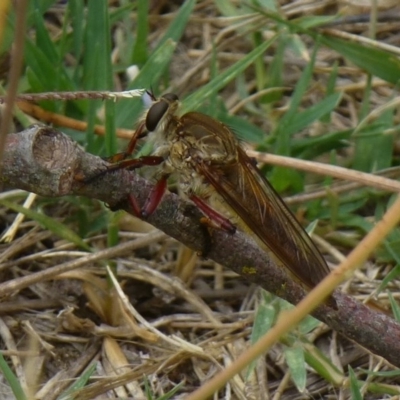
top-left (2, 125), bottom-right (400, 367)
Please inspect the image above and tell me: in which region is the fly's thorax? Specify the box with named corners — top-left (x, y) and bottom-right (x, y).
top-left (179, 169), bottom-right (210, 197)
top-left (165, 140), bottom-right (190, 171)
top-left (164, 140), bottom-right (200, 192)
top-left (176, 112), bottom-right (239, 166)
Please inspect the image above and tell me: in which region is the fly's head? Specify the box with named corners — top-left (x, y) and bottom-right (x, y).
top-left (145, 93), bottom-right (180, 138)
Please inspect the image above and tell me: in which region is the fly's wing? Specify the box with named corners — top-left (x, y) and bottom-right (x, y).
top-left (196, 146), bottom-right (331, 290)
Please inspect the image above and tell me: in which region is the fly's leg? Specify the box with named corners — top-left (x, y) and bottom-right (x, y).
top-left (140, 175), bottom-right (168, 217)
top-left (76, 121), bottom-right (152, 183)
top-left (187, 195), bottom-right (236, 257)
top-left (105, 121), bottom-right (147, 164)
top-left (77, 119), bottom-right (168, 217)
top-left (125, 171), bottom-right (168, 218)
top-left (79, 155), bottom-right (164, 184)
top-left (100, 120), bottom-right (159, 172)
top-left (106, 156), bottom-right (164, 172)
top-left (106, 121), bottom-right (168, 217)
top-left (190, 195), bottom-right (236, 234)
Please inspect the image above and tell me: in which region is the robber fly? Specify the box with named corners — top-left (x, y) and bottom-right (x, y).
top-left (109, 92), bottom-right (335, 306)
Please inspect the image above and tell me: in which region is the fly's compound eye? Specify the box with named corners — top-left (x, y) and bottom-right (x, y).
top-left (146, 100), bottom-right (169, 132)
top-left (145, 93), bottom-right (179, 132)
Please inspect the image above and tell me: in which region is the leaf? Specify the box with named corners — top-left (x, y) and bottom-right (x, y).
top-left (284, 92), bottom-right (342, 137)
top-left (285, 346), bottom-right (307, 393)
top-left (321, 36), bottom-right (400, 85)
top-left (246, 297), bottom-right (277, 377)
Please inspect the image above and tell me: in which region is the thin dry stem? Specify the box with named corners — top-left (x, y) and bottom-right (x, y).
top-left (0, 89), bottom-right (145, 104)
top-left (0, 0), bottom-right (28, 167)
top-left (247, 150), bottom-right (400, 193)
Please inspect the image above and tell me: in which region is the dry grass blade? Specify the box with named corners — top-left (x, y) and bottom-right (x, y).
top-left (106, 265), bottom-right (204, 354)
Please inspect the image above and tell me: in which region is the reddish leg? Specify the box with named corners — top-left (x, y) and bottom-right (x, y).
top-left (127, 175), bottom-right (168, 218)
top-left (106, 121), bottom-right (147, 164)
top-left (190, 195), bottom-right (236, 234)
top-left (81, 155), bottom-right (164, 184)
top-left (142, 175), bottom-right (168, 217)
top-left (105, 120), bottom-right (165, 172)
top-left (80, 121), bottom-right (158, 183)
top-left (85, 119), bottom-right (168, 218)
top-left (127, 193), bottom-right (142, 217)
top-left (106, 155), bottom-right (164, 172)
top-left (107, 122), bottom-right (167, 217)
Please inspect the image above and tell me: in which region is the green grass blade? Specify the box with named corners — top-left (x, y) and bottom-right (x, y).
top-left (0, 352), bottom-right (27, 400)
top-left (302, 342), bottom-right (344, 384)
top-left (24, 39), bottom-right (76, 94)
top-left (154, 0), bottom-right (196, 52)
top-left (57, 363), bottom-right (97, 400)
top-left (31, 7), bottom-right (59, 63)
top-left (29, 0), bottom-right (57, 16)
top-left (353, 118), bottom-right (394, 172)
top-left (115, 39), bottom-right (177, 129)
top-left (321, 36), bottom-right (400, 84)
top-left (82, 0), bottom-right (114, 154)
top-left (114, 0), bottom-right (196, 131)
top-left (321, 61), bottom-right (339, 123)
top-left (68, 0), bottom-right (84, 79)
top-left (283, 92), bottom-right (342, 137)
top-left (182, 35), bottom-right (277, 112)
top-left (389, 292), bottom-right (400, 322)
top-left (379, 264), bottom-right (400, 292)
top-left (131, 0), bottom-right (149, 65)
top-left (273, 47), bottom-right (319, 152)
top-left (349, 367), bottom-right (363, 400)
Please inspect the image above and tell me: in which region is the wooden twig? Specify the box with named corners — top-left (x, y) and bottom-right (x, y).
top-left (2, 125), bottom-right (400, 367)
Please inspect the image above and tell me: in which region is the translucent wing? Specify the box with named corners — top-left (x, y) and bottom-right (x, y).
top-left (196, 146), bottom-right (331, 290)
